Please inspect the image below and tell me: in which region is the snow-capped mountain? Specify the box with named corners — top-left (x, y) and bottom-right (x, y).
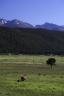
top-left (35, 22), bottom-right (64, 31)
top-left (0, 18), bottom-right (64, 31)
top-left (0, 19), bottom-right (33, 28)
top-left (5, 19), bottom-right (34, 28)
top-left (35, 22), bottom-right (59, 29)
top-left (0, 19), bottom-right (7, 25)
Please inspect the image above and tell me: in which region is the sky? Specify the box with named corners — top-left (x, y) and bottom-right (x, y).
top-left (0, 0), bottom-right (64, 25)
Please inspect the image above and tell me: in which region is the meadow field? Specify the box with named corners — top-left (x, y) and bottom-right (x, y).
top-left (0, 55), bottom-right (64, 96)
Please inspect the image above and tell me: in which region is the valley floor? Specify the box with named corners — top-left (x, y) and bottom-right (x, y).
top-left (0, 55), bottom-right (64, 96)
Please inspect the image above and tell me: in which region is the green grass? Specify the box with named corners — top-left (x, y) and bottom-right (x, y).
top-left (0, 55), bottom-right (64, 96)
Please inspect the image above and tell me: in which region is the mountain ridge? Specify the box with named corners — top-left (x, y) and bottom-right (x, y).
top-left (0, 18), bottom-right (64, 31)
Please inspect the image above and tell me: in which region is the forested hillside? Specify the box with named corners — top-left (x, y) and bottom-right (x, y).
top-left (0, 27), bottom-right (64, 55)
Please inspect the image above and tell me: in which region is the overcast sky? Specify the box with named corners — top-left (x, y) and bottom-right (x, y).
top-left (0, 0), bottom-right (64, 25)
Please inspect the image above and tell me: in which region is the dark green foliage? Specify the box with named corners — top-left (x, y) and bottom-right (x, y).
top-left (17, 79), bottom-right (20, 82)
top-left (0, 27), bottom-right (64, 55)
top-left (46, 58), bottom-right (56, 69)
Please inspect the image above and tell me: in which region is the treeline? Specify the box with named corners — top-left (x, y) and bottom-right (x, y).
top-left (0, 27), bottom-right (64, 55)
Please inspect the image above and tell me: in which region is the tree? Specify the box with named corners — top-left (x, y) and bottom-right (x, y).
top-left (46, 58), bottom-right (56, 69)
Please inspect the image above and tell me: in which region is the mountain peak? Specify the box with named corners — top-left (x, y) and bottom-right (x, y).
top-left (10, 19), bottom-right (23, 25)
top-left (0, 18), bottom-right (7, 25)
top-left (35, 22), bottom-right (64, 31)
top-left (0, 18), bottom-right (33, 28)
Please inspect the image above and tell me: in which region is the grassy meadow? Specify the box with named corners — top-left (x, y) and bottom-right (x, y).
top-left (0, 55), bottom-right (64, 96)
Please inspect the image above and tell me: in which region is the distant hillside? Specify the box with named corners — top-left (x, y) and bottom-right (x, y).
top-left (0, 27), bottom-right (64, 55)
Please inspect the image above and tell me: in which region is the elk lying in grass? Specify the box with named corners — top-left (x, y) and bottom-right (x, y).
top-left (17, 74), bottom-right (27, 82)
